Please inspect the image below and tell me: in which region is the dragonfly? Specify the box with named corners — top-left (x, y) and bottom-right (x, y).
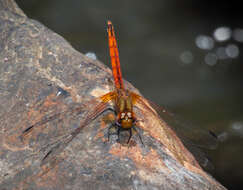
top-left (20, 21), bottom-right (217, 169)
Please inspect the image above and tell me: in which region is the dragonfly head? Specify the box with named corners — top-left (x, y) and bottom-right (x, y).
top-left (119, 111), bottom-right (133, 129)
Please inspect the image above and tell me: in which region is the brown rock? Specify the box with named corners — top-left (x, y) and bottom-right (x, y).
top-left (0, 0), bottom-right (226, 189)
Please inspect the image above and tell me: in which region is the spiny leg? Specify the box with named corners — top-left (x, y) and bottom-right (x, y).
top-left (127, 128), bottom-right (132, 144)
top-left (107, 122), bottom-right (128, 144)
top-left (117, 126), bottom-right (121, 143)
top-left (132, 126), bottom-right (144, 146)
top-left (107, 123), bottom-right (143, 145)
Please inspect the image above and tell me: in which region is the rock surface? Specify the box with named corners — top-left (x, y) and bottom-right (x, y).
top-left (0, 0), bottom-right (226, 189)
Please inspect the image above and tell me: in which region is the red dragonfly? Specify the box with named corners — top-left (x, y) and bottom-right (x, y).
top-left (21, 21), bottom-right (217, 168)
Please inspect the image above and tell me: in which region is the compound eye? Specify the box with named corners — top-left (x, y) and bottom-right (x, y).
top-left (121, 112), bottom-right (125, 119)
top-left (127, 112), bottom-right (132, 118)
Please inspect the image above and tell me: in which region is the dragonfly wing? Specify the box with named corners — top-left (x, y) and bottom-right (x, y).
top-left (182, 139), bottom-right (215, 171)
top-left (32, 91), bottom-right (117, 166)
top-left (20, 105), bottom-right (84, 141)
top-left (21, 91), bottom-right (116, 140)
top-left (144, 98), bottom-right (218, 150)
top-left (39, 133), bottom-right (73, 166)
top-left (69, 98), bottom-right (114, 139)
top-left (131, 92), bottom-right (217, 170)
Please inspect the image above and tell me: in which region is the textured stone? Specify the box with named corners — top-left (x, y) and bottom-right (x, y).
top-left (0, 1), bottom-right (226, 189)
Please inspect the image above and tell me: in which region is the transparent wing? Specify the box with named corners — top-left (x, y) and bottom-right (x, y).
top-left (131, 92), bottom-right (218, 170)
top-left (21, 91), bottom-right (117, 166)
top-left (20, 105), bottom-right (84, 140)
top-left (145, 98), bottom-right (218, 150)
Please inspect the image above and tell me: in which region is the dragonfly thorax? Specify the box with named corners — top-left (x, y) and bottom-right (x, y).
top-left (115, 90), bottom-right (135, 129)
top-left (116, 91), bottom-right (133, 112)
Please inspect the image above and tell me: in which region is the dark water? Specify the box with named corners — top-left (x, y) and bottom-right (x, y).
top-left (15, 0), bottom-right (243, 189)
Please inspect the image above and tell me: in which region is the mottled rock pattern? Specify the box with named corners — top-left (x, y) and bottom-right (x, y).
top-left (0, 0), bottom-right (226, 189)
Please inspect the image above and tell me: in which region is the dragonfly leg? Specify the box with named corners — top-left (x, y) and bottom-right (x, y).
top-left (133, 119), bottom-right (144, 125)
top-left (127, 128), bottom-right (132, 144)
top-left (116, 127), bottom-right (121, 143)
top-left (132, 126), bottom-right (144, 146)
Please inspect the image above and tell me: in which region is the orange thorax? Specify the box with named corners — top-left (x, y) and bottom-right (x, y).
top-left (115, 90), bottom-right (134, 129)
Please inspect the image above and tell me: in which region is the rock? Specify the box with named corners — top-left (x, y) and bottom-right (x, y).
top-left (0, 0), bottom-right (226, 189)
